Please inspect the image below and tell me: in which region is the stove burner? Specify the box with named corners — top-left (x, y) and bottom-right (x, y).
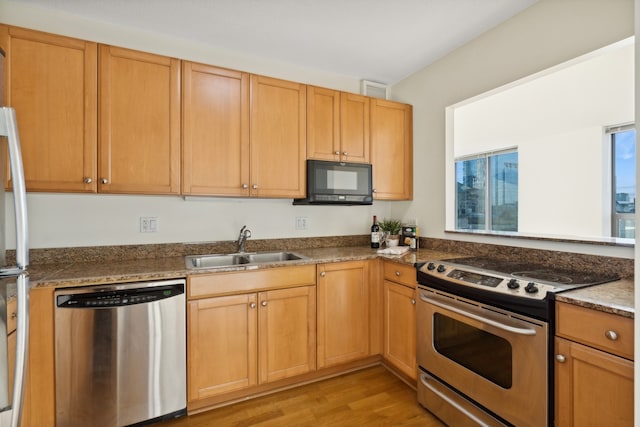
top-left (512, 270), bottom-right (573, 284)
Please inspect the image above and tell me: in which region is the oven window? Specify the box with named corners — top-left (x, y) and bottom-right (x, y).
top-left (433, 313), bottom-right (512, 388)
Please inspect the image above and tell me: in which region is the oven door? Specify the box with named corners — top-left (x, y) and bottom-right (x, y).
top-left (417, 287), bottom-right (548, 427)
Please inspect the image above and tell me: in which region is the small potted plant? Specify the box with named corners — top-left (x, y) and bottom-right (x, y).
top-left (378, 218), bottom-right (403, 247)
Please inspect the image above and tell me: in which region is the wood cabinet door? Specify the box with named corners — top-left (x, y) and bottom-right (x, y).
top-left (3, 25), bottom-right (97, 192)
top-left (99, 45), bottom-right (180, 194)
top-left (258, 286), bottom-right (316, 383)
top-left (383, 280), bottom-right (416, 380)
top-left (370, 99), bottom-right (413, 200)
top-left (307, 86), bottom-right (340, 162)
top-left (555, 337), bottom-right (633, 427)
top-left (250, 75), bottom-right (306, 198)
top-left (182, 62), bottom-right (250, 196)
top-left (187, 293), bottom-right (257, 403)
top-left (317, 261), bottom-right (370, 368)
top-left (340, 92), bottom-right (369, 163)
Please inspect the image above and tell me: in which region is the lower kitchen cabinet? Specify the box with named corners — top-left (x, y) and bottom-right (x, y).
top-left (188, 293), bottom-right (258, 400)
top-left (555, 302), bottom-right (634, 427)
top-left (187, 266), bottom-right (316, 408)
top-left (382, 261), bottom-right (417, 381)
top-left (317, 260), bottom-right (371, 368)
top-left (20, 287), bottom-right (56, 427)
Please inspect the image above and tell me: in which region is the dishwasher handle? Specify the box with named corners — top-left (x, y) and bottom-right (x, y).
top-left (56, 283), bottom-right (184, 309)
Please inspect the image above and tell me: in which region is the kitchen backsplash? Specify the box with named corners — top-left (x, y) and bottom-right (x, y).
top-left (7, 235), bottom-right (633, 279)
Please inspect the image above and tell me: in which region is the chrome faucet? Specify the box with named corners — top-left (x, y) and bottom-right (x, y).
top-left (237, 225), bottom-right (252, 253)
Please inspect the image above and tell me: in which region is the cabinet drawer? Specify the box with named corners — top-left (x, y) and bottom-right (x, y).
top-left (188, 264), bottom-right (316, 299)
top-left (383, 261), bottom-right (417, 288)
top-left (7, 298), bottom-right (16, 334)
top-left (556, 302), bottom-right (633, 360)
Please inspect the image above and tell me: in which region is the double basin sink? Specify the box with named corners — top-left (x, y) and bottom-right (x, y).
top-left (185, 251), bottom-right (308, 269)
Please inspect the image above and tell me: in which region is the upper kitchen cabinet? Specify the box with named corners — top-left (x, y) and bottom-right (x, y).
top-left (250, 75), bottom-right (306, 198)
top-left (370, 99), bottom-right (413, 200)
top-left (307, 86), bottom-right (369, 163)
top-left (182, 62), bottom-right (250, 196)
top-left (1, 25), bottom-right (98, 192)
top-left (99, 45), bottom-right (181, 194)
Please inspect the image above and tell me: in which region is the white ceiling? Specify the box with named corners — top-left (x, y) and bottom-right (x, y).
top-left (12, 0), bottom-right (537, 84)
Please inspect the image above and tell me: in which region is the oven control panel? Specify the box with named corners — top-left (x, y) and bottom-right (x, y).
top-left (420, 261), bottom-right (556, 300)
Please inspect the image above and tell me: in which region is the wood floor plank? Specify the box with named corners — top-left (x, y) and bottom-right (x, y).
top-left (160, 365), bottom-right (445, 426)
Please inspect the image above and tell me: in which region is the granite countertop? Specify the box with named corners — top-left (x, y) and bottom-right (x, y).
top-left (555, 277), bottom-right (634, 318)
top-left (24, 245), bottom-right (633, 318)
top-left (26, 246), bottom-right (456, 288)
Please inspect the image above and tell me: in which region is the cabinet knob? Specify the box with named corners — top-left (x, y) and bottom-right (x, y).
top-left (411, 299), bottom-right (416, 305)
top-left (556, 354), bottom-right (566, 363)
top-left (342, 151), bottom-right (348, 156)
top-left (242, 184), bottom-right (249, 189)
top-left (100, 178), bottom-right (109, 184)
top-left (261, 300), bottom-right (268, 307)
top-left (334, 151), bottom-right (340, 155)
top-left (249, 302), bottom-right (256, 309)
top-left (395, 271), bottom-right (401, 276)
top-left (372, 188), bottom-right (377, 193)
top-left (605, 330), bottom-right (619, 341)
top-left (252, 184), bottom-right (258, 190)
top-left (83, 177), bottom-right (93, 184)
top-left (320, 271), bottom-right (326, 277)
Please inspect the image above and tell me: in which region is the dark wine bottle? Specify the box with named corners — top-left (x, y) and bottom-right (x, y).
top-left (370, 215), bottom-right (380, 248)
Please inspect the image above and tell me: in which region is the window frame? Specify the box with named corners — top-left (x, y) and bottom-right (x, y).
top-left (609, 123), bottom-right (635, 238)
top-left (454, 148), bottom-right (518, 233)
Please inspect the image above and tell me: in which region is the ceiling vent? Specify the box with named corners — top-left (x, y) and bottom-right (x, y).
top-left (361, 80), bottom-right (389, 99)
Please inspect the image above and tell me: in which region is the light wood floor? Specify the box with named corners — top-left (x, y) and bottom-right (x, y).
top-left (160, 365), bottom-right (445, 426)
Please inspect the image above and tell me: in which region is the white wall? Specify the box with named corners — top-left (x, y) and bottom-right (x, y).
top-left (391, 0), bottom-right (635, 258)
top-left (452, 41), bottom-right (633, 238)
top-left (0, 0), bottom-right (395, 249)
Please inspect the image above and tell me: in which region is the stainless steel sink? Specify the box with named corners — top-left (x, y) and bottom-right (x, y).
top-left (185, 251), bottom-right (307, 269)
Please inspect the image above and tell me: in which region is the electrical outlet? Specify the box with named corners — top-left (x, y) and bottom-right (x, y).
top-left (140, 217), bottom-right (159, 233)
top-left (295, 216), bottom-right (309, 230)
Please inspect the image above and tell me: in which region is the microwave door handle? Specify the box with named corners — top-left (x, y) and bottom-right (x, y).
top-left (420, 292), bottom-right (537, 336)
top-left (0, 108), bottom-right (28, 269)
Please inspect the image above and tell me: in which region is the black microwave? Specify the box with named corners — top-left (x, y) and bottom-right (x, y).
top-left (293, 160), bottom-right (373, 205)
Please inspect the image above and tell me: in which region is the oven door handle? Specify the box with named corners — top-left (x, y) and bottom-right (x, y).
top-left (421, 293), bottom-right (537, 336)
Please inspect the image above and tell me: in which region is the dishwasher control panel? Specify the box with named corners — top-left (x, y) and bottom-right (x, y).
top-left (56, 284), bottom-right (184, 308)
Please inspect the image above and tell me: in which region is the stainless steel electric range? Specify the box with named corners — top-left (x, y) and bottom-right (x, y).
top-left (416, 256), bottom-right (619, 427)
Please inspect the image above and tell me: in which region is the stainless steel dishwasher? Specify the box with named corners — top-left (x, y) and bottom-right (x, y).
top-left (54, 279), bottom-right (186, 427)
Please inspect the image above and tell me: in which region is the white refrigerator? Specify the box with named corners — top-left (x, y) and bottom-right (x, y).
top-left (0, 47), bottom-right (31, 427)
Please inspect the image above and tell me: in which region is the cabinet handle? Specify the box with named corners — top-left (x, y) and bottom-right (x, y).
top-left (101, 178), bottom-right (109, 184)
top-left (249, 302), bottom-right (256, 309)
top-left (411, 299), bottom-right (416, 305)
top-left (395, 271), bottom-right (401, 276)
top-left (83, 177), bottom-right (93, 184)
top-left (342, 151), bottom-right (348, 156)
top-left (372, 188), bottom-right (377, 193)
top-left (320, 272), bottom-right (326, 277)
top-left (252, 184), bottom-right (258, 190)
top-left (242, 184), bottom-right (249, 189)
top-left (334, 151), bottom-right (340, 155)
top-left (605, 330), bottom-right (619, 341)
top-left (261, 301), bottom-right (268, 307)
top-left (10, 311), bottom-right (16, 319)
top-left (556, 354), bottom-right (566, 363)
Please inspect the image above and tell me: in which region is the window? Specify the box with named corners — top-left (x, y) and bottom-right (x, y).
top-left (611, 125), bottom-right (636, 238)
top-left (456, 150), bottom-right (518, 232)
